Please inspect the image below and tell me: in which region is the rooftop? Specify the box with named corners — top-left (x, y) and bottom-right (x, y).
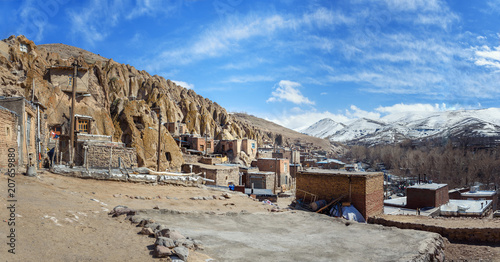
top-left (408, 183), bottom-right (447, 190)
top-left (299, 169), bottom-right (382, 177)
top-left (461, 190), bottom-right (497, 197)
top-left (440, 199), bottom-right (492, 216)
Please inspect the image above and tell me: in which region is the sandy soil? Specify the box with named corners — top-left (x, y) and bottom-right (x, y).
top-left (0, 170), bottom-right (273, 261)
top-left (1, 170), bottom-right (496, 261)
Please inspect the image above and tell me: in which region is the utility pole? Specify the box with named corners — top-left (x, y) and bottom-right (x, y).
top-left (204, 127), bottom-right (208, 156)
top-left (69, 60), bottom-right (79, 167)
top-left (157, 112), bottom-right (161, 172)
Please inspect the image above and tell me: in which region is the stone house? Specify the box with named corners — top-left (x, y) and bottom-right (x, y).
top-left (241, 139), bottom-right (257, 158)
top-left (216, 139), bottom-right (241, 157)
top-left (0, 106), bottom-right (18, 171)
top-left (74, 133), bottom-right (137, 169)
top-left (188, 136), bottom-right (214, 155)
top-left (48, 65), bottom-right (89, 94)
top-left (244, 170), bottom-right (276, 190)
top-left (165, 121), bottom-right (187, 136)
top-left (0, 97), bottom-right (39, 166)
top-left (182, 163), bottom-right (239, 186)
top-left (296, 169), bottom-right (384, 219)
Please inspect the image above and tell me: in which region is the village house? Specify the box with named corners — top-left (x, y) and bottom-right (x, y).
top-left (241, 138), bottom-right (257, 158)
top-left (244, 170), bottom-right (276, 190)
top-left (165, 121), bottom-right (187, 136)
top-left (0, 96), bottom-right (41, 167)
top-left (48, 65), bottom-right (89, 94)
top-left (0, 106), bottom-right (18, 171)
top-left (74, 133), bottom-right (137, 169)
top-left (316, 159), bottom-right (346, 169)
top-left (181, 163), bottom-right (239, 186)
top-left (296, 169), bottom-right (384, 219)
top-left (272, 148), bottom-right (301, 164)
top-left (188, 136), bottom-right (214, 155)
top-left (253, 158), bottom-right (291, 188)
top-left (449, 186), bottom-right (498, 211)
top-left (406, 183), bottom-right (449, 209)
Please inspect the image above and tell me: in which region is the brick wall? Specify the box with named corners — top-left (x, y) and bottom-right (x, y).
top-left (0, 108), bottom-right (18, 170)
top-left (407, 185), bottom-right (449, 209)
top-left (296, 170), bottom-right (383, 219)
top-left (246, 172), bottom-right (275, 189)
top-left (256, 158), bottom-right (290, 186)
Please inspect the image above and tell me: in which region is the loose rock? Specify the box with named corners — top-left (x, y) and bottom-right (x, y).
top-left (173, 246), bottom-right (189, 261)
top-left (156, 237), bottom-right (176, 248)
top-left (154, 245), bottom-right (173, 258)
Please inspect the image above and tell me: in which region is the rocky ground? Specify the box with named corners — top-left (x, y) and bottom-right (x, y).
top-left (0, 170), bottom-right (496, 261)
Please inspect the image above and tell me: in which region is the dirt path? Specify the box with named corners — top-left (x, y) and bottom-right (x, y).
top-left (0, 170), bottom-right (273, 261)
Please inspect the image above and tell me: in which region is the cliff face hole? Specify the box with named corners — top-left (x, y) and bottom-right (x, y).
top-left (133, 116), bottom-right (144, 130)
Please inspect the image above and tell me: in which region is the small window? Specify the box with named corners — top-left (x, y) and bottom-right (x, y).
top-left (207, 142), bottom-right (212, 149)
top-left (78, 119), bottom-right (89, 133)
top-left (68, 75), bottom-right (73, 87)
top-left (165, 152), bottom-right (172, 161)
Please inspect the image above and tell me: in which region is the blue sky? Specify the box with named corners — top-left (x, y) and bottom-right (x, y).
top-left (2, 0), bottom-right (500, 130)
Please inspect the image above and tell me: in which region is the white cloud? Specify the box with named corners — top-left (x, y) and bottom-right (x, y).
top-left (223, 75), bottom-right (274, 83)
top-left (346, 105), bottom-right (381, 119)
top-left (375, 103), bottom-right (446, 114)
top-left (267, 80), bottom-right (315, 105)
top-left (171, 80), bottom-right (194, 89)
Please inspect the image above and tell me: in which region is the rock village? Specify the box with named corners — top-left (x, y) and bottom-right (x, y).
top-left (0, 35), bottom-right (499, 262)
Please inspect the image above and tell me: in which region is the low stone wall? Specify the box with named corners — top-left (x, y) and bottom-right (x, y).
top-left (51, 166), bottom-right (203, 187)
top-left (368, 217), bottom-right (500, 243)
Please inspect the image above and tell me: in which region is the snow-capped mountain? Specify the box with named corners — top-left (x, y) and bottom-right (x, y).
top-left (300, 118), bottom-right (345, 138)
top-left (302, 108), bottom-right (500, 146)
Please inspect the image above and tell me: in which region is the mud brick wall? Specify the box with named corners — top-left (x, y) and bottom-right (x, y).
top-left (84, 144), bottom-right (137, 168)
top-left (200, 157), bottom-right (223, 165)
top-left (183, 154), bottom-right (201, 164)
top-left (407, 186), bottom-right (449, 209)
top-left (246, 173), bottom-right (275, 190)
top-left (0, 108), bottom-right (18, 169)
top-left (369, 217), bottom-right (500, 243)
top-left (296, 172), bottom-right (383, 219)
top-left (185, 164), bottom-right (239, 186)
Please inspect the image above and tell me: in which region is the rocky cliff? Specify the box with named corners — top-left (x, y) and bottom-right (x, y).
top-left (0, 35), bottom-right (335, 171)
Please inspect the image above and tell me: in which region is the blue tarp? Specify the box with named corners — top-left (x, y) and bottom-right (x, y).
top-left (330, 204), bottom-right (366, 223)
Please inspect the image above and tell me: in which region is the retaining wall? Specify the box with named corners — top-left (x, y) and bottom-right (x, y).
top-left (368, 217), bottom-right (500, 243)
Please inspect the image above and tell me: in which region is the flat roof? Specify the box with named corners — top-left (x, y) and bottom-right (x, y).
top-left (408, 183), bottom-right (447, 190)
top-left (440, 199), bottom-right (492, 215)
top-left (247, 171), bottom-right (275, 175)
top-left (384, 197), bottom-right (407, 207)
top-left (192, 163), bottom-right (237, 170)
top-left (461, 191), bottom-right (497, 197)
top-left (299, 169), bottom-right (382, 177)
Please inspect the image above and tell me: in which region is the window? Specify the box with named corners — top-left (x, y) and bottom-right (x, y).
top-left (207, 142), bottom-right (211, 149)
top-left (251, 143), bottom-right (255, 149)
top-left (200, 145), bottom-right (204, 151)
top-left (68, 75), bottom-right (73, 87)
top-left (78, 119), bottom-right (89, 133)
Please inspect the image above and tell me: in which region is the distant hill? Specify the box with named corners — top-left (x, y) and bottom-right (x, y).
top-left (302, 109), bottom-right (500, 147)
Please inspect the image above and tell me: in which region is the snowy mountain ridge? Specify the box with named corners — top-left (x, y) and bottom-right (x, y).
top-left (302, 108), bottom-right (500, 145)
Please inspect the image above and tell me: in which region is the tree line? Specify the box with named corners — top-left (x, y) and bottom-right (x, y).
top-left (344, 139), bottom-right (500, 190)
